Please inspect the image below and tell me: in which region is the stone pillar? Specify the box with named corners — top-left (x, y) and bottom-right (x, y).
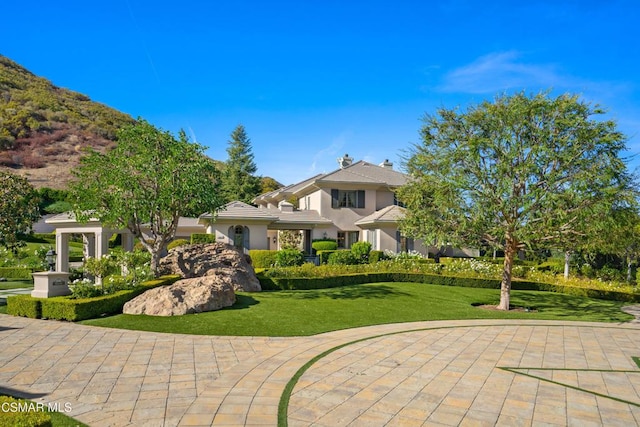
top-left (31, 272), bottom-right (71, 298)
top-left (55, 232), bottom-right (70, 272)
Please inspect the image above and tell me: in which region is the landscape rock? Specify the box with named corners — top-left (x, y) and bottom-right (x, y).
top-left (158, 243), bottom-right (261, 292)
top-left (123, 276), bottom-right (236, 316)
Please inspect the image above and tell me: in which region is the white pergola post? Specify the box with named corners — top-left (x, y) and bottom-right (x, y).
top-left (83, 233), bottom-right (96, 259)
top-left (55, 232), bottom-right (70, 272)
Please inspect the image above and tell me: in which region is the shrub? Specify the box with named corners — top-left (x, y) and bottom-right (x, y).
top-left (311, 240), bottom-right (338, 252)
top-left (350, 241), bottom-right (372, 264)
top-left (6, 294), bottom-right (41, 318)
top-left (0, 396), bottom-right (51, 427)
top-left (190, 233), bottom-right (217, 244)
top-left (368, 250), bottom-right (385, 263)
top-left (317, 250), bottom-right (337, 264)
top-left (70, 279), bottom-right (102, 299)
top-left (167, 239), bottom-right (189, 250)
top-left (0, 267), bottom-right (33, 279)
top-left (328, 250), bottom-right (357, 265)
top-left (275, 249), bottom-right (305, 267)
top-left (249, 250), bottom-right (278, 268)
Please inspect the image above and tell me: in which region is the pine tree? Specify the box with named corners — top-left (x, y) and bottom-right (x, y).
top-left (221, 124), bottom-right (262, 204)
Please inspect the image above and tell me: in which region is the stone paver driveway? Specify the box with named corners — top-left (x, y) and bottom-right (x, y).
top-left (1, 314), bottom-right (640, 426)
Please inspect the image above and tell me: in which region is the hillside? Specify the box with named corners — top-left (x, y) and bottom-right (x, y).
top-left (0, 54), bottom-right (135, 189)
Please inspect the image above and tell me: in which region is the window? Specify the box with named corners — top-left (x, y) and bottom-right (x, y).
top-left (337, 231), bottom-right (360, 249)
top-left (331, 189), bottom-right (365, 208)
top-left (396, 230), bottom-right (414, 252)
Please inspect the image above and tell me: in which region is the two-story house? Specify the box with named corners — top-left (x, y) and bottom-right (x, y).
top-left (198, 154), bottom-right (430, 255)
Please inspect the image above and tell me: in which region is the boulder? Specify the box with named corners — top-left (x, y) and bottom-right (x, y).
top-left (158, 243), bottom-right (261, 292)
top-left (123, 276), bottom-right (236, 316)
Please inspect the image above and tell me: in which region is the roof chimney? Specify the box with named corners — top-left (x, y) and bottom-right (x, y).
top-left (338, 153), bottom-right (353, 169)
top-left (379, 159), bottom-right (393, 169)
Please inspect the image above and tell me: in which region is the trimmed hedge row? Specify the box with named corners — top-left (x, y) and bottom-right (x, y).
top-left (257, 272), bottom-right (640, 303)
top-left (0, 267), bottom-right (34, 279)
top-left (7, 275), bottom-right (181, 321)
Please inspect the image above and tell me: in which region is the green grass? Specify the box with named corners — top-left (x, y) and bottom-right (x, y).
top-left (79, 282), bottom-right (634, 336)
top-left (0, 279), bottom-right (33, 290)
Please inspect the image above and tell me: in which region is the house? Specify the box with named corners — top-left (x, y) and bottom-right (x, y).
top-left (198, 154), bottom-right (431, 255)
top-left (46, 155), bottom-right (464, 269)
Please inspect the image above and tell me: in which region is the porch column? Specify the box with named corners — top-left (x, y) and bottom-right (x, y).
top-left (55, 232), bottom-right (70, 272)
top-left (94, 231), bottom-right (110, 259)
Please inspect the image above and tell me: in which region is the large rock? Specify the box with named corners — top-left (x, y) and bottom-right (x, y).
top-left (123, 276), bottom-right (236, 316)
top-left (158, 243), bottom-right (261, 292)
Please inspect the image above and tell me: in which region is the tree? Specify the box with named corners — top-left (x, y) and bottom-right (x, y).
top-left (70, 119), bottom-right (223, 274)
top-left (0, 171), bottom-right (39, 253)
top-left (398, 92), bottom-right (633, 310)
top-left (221, 124), bottom-right (262, 203)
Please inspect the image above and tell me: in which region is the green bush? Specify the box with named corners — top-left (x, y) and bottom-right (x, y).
top-left (70, 279), bottom-right (102, 299)
top-left (311, 240), bottom-right (338, 252)
top-left (190, 233), bottom-right (217, 244)
top-left (328, 250), bottom-right (357, 265)
top-left (368, 250), bottom-right (385, 263)
top-left (275, 249), bottom-right (305, 267)
top-left (0, 267), bottom-right (33, 279)
top-left (249, 250), bottom-right (279, 268)
top-left (317, 250), bottom-right (337, 264)
top-left (6, 294), bottom-right (41, 318)
top-left (0, 396), bottom-right (51, 427)
top-left (167, 239), bottom-right (189, 250)
top-left (350, 241), bottom-right (372, 264)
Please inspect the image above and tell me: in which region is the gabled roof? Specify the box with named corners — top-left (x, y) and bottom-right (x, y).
top-left (199, 201), bottom-right (279, 223)
top-left (317, 161), bottom-right (407, 186)
top-left (253, 160), bottom-right (408, 203)
top-left (354, 205), bottom-right (406, 226)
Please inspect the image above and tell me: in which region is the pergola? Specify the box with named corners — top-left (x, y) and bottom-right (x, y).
top-left (45, 213), bottom-right (134, 273)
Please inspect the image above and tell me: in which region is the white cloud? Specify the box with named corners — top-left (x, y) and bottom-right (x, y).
top-left (438, 51), bottom-right (562, 94)
top-left (307, 131), bottom-right (351, 175)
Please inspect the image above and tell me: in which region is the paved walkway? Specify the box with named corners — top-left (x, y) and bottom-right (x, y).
top-left (1, 314), bottom-right (640, 426)
top-left (0, 287), bottom-right (32, 304)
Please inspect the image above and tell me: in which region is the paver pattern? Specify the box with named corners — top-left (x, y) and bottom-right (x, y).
top-left (1, 313), bottom-right (639, 426)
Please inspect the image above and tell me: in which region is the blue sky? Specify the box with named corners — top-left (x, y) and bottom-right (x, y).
top-left (2, 1), bottom-right (639, 185)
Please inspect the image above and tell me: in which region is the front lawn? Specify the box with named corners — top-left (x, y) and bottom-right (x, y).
top-left (80, 282), bottom-right (634, 336)
top-left (0, 279), bottom-right (33, 290)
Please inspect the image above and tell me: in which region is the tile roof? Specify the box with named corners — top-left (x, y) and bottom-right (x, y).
top-left (354, 205), bottom-right (406, 226)
top-left (200, 201), bottom-right (279, 221)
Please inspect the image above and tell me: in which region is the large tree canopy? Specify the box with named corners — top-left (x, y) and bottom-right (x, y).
top-left (220, 124), bottom-right (262, 204)
top-left (398, 92), bottom-right (634, 310)
top-left (0, 171), bottom-right (39, 253)
top-left (70, 119), bottom-right (223, 274)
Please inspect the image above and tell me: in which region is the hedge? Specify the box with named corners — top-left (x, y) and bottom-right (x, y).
top-left (311, 240), bottom-right (338, 252)
top-left (257, 272), bottom-right (640, 303)
top-left (0, 267), bottom-right (33, 279)
top-left (6, 295), bottom-right (41, 318)
top-left (167, 238), bottom-right (190, 250)
top-left (7, 275), bottom-right (181, 321)
top-left (190, 233), bottom-right (218, 244)
top-left (317, 250), bottom-right (337, 264)
top-left (249, 250), bottom-right (278, 268)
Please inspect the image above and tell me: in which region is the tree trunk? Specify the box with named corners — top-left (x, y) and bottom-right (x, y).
top-left (564, 251), bottom-right (571, 279)
top-left (627, 255), bottom-right (634, 284)
top-left (498, 237), bottom-right (516, 310)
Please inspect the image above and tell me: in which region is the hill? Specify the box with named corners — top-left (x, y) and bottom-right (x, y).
top-left (0, 55), bottom-right (283, 196)
top-left (0, 54), bottom-right (134, 189)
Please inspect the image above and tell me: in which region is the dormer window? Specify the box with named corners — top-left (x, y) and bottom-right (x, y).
top-left (331, 189), bottom-right (365, 208)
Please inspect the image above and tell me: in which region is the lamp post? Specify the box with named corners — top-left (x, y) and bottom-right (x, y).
top-left (45, 249), bottom-right (56, 272)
